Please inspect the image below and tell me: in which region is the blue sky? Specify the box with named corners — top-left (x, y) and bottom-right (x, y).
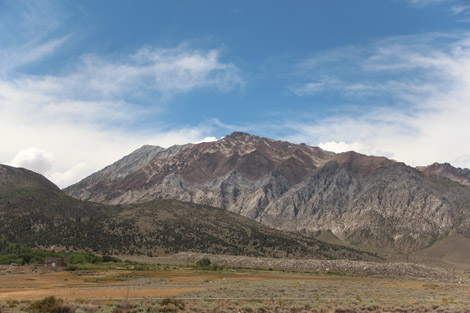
top-left (1, 0), bottom-right (469, 187)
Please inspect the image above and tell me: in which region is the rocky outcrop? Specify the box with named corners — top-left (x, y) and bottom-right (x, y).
top-left (64, 132), bottom-right (470, 252)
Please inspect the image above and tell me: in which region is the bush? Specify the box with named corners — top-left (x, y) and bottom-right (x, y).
top-left (30, 296), bottom-right (74, 313)
top-left (101, 255), bottom-right (120, 263)
top-left (7, 299), bottom-right (19, 308)
top-left (195, 257), bottom-right (211, 268)
top-left (159, 297), bottom-right (185, 310)
top-left (65, 265), bottom-right (79, 271)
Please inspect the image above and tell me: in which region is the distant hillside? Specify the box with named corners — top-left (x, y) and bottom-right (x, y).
top-left (0, 164), bottom-right (112, 245)
top-left (65, 132), bottom-right (470, 253)
top-left (0, 164), bottom-right (378, 261)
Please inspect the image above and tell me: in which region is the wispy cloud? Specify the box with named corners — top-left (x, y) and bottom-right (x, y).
top-left (0, 1), bottom-right (67, 75)
top-left (402, 0), bottom-right (470, 21)
top-left (0, 3), bottom-right (244, 187)
top-left (0, 37), bottom-right (68, 76)
top-left (451, 4), bottom-right (470, 21)
top-left (289, 76), bottom-right (340, 96)
top-left (403, 0), bottom-right (450, 8)
top-left (283, 32), bottom-right (470, 169)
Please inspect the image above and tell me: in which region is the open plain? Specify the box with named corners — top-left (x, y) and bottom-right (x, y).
top-left (0, 259), bottom-right (469, 313)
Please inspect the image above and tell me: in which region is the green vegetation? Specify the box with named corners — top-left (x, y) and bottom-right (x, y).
top-left (0, 239), bottom-right (55, 265)
top-left (195, 257), bottom-right (211, 268)
top-left (159, 297), bottom-right (185, 310)
top-left (30, 296), bottom-right (72, 313)
top-left (0, 239), bottom-right (121, 266)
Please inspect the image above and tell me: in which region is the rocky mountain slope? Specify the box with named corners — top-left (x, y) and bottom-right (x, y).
top-left (0, 164), bottom-right (376, 260)
top-left (65, 132), bottom-right (470, 253)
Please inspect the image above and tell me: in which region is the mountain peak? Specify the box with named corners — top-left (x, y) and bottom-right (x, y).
top-left (227, 131), bottom-right (253, 138)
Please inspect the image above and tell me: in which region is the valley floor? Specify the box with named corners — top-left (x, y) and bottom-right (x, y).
top-left (0, 260), bottom-right (469, 313)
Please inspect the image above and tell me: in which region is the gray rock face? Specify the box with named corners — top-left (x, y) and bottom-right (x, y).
top-left (64, 132), bottom-right (470, 252)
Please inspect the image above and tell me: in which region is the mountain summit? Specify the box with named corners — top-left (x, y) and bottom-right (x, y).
top-left (65, 132), bottom-right (470, 252)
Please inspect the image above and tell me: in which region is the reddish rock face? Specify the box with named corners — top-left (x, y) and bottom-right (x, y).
top-left (86, 132), bottom-right (335, 193)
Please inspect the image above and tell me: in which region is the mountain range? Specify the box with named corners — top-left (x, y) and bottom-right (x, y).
top-left (64, 132), bottom-right (470, 253)
top-left (0, 163), bottom-right (376, 260)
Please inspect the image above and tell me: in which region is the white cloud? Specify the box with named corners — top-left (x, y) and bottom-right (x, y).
top-left (131, 47), bottom-right (244, 94)
top-left (402, 0), bottom-right (470, 20)
top-left (1, 119), bottom-right (217, 188)
top-left (451, 5), bottom-right (470, 21)
top-left (0, 37), bottom-right (67, 76)
top-left (8, 147), bottom-right (54, 175)
top-left (196, 136), bottom-right (219, 143)
top-left (0, 45), bottom-right (240, 187)
top-left (284, 32), bottom-right (470, 169)
top-left (451, 4), bottom-right (470, 14)
top-left (289, 76), bottom-right (339, 96)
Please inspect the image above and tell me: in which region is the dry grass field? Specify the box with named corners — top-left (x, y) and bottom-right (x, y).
top-left (0, 261), bottom-right (469, 313)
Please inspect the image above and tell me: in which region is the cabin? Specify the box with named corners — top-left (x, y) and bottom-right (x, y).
top-left (44, 257), bottom-right (66, 267)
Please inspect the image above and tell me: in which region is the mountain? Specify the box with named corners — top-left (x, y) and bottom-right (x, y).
top-left (65, 132), bottom-right (470, 253)
top-left (0, 164), bottom-right (376, 260)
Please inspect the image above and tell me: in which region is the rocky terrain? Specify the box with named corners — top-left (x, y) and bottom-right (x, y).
top-left (65, 132), bottom-right (470, 253)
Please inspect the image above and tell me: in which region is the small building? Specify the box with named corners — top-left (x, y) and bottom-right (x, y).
top-left (44, 257), bottom-right (66, 268)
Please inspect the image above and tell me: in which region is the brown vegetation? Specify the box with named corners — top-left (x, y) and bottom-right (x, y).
top-left (0, 262), bottom-right (469, 312)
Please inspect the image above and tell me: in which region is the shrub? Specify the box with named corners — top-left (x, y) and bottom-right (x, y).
top-left (101, 255), bottom-right (120, 263)
top-left (195, 257), bottom-right (211, 268)
top-left (159, 297), bottom-right (185, 310)
top-left (65, 265), bottom-right (79, 271)
top-left (7, 299), bottom-right (19, 308)
top-left (30, 296), bottom-right (74, 313)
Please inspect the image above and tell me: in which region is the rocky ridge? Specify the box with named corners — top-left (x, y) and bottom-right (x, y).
top-left (417, 162), bottom-right (470, 187)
